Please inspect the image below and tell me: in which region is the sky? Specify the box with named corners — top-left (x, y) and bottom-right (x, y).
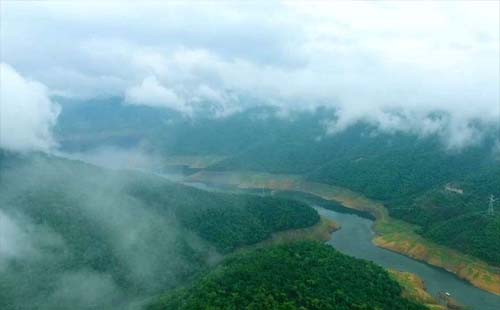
top-left (1, 0), bottom-right (499, 151)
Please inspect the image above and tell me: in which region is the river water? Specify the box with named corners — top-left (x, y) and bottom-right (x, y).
top-left (317, 206), bottom-right (500, 310)
top-left (181, 181), bottom-right (500, 310)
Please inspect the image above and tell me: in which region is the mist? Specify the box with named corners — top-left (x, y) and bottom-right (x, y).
top-left (0, 63), bottom-right (60, 152)
top-left (1, 1), bottom-right (498, 150)
top-left (0, 153), bottom-right (215, 310)
top-left (1, 2), bottom-right (499, 310)
top-left (58, 146), bottom-right (162, 171)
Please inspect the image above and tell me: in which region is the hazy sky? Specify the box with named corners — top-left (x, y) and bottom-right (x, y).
top-left (1, 1), bottom-right (499, 151)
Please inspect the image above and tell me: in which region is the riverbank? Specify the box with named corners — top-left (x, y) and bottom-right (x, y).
top-left (237, 215), bottom-right (443, 309)
top-left (188, 170), bottom-right (500, 295)
top-left (389, 270), bottom-right (446, 310)
top-left (237, 216), bottom-right (339, 254)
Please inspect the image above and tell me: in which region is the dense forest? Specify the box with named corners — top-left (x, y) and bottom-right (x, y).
top-left (149, 242), bottom-right (427, 310)
top-left (181, 195), bottom-right (319, 252)
top-left (390, 165), bottom-right (500, 265)
top-left (0, 151), bottom-right (319, 310)
top-left (4, 2), bottom-right (498, 309)
top-left (55, 100), bottom-right (500, 263)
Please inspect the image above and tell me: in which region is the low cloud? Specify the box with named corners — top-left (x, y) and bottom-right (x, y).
top-left (125, 76), bottom-right (190, 114)
top-left (325, 108), bottom-right (495, 150)
top-left (0, 63), bottom-right (60, 152)
top-left (0, 155), bottom-right (211, 309)
top-left (59, 146), bottom-right (161, 171)
top-left (1, 1), bottom-right (498, 148)
top-left (44, 271), bottom-right (125, 310)
top-left (0, 210), bottom-right (33, 269)
top-left (0, 209), bottom-right (64, 272)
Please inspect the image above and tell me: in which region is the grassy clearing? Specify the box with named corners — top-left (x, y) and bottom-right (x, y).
top-left (188, 170), bottom-right (500, 295)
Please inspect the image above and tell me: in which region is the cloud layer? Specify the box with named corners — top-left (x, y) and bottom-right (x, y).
top-left (125, 75), bottom-right (189, 113)
top-left (1, 1), bottom-right (498, 148)
top-left (0, 63), bottom-right (60, 152)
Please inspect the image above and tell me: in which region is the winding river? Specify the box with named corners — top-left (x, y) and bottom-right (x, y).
top-left (317, 206), bottom-right (500, 310)
top-left (182, 180), bottom-right (500, 310)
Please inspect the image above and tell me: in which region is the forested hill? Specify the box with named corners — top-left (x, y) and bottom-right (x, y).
top-left (391, 165), bottom-right (500, 265)
top-left (149, 242), bottom-right (427, 310)
top-left (54, 100), bottom-right (500, 265)
top-left (211, 121), bottom-right (500, 266)
top-left (56, 101), bottom-right (498, 199)
top-left (0, 151), bottom-right (318, 310)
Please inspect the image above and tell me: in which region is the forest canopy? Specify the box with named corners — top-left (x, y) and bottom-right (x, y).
top-left (149, 242), bottom-right (427, 310)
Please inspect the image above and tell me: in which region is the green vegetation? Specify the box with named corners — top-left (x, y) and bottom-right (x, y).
top-left (274, 190), bottom-right (376, 220)
top-left (53, 101), bottom-right (500, 294)
top-left (181, 196), bottom-right (319, 252)
top-left (149, 242), bottom-right (427, 310)
top-left (424, 213), bottom-right (500, 265)
top-left (243, 217), bottom-right (339, 249)
top-left (391, 166), bottom-right (500, 265)
top-left (55, 102), bottom-right (500, 265)
top-left (148, 109), bottom-right (499, 266)
top-left (189, 170), bottom-right (500, 295)
top-left (0, 151), bottom-right (319, 310)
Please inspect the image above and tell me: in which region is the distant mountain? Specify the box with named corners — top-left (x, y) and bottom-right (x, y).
top-left (53, 98), bottom-right (500, 265)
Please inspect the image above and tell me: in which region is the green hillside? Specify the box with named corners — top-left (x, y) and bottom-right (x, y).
top-left (54, 102), bottom-right (500, 264)
top-left (149, 242), bottom-right (427, 310)
top-left (391, 165), bottom-right (500, 265)
top-left (0, 151), bottom-right (319, 310)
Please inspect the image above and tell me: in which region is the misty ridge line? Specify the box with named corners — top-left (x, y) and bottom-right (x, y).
top-left (1, 1), bottom-right (499, 154)
top-left (0, 2), bottom-right (499, 309)
top-left (1, 61), bottom-right (499, 156)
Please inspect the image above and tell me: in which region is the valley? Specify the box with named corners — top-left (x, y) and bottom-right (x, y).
top-left (2, 2), bottom-right (499, 309)
top-left (186, 169), bottom-right (500, 300)
top-left (1, 152), bottom-right (438, 310)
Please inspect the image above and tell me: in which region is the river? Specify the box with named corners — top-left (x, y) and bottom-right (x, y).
top-left (317, 206), bottom-right (500, 310)
top-left (182, 181), bottom-right (500, 310)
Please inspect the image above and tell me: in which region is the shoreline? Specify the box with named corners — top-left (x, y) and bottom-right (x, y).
top-left (188, 170), bottom-right (500, 296)
top-left (239, 217), bottom-right (447, 309)
top-left (233, 214), bottom-right (446, 309)
top-left (236, 216), bottom-right (339, 254)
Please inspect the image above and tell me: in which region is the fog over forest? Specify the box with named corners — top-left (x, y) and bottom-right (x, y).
top-left (1, 1), bottom-right (499, 153)
top-left (1, 1), bottom-right (499, 310)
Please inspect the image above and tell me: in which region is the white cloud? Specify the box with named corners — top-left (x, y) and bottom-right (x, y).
top-left (125, 75), bottom-right (190, 113)
top-left (0, 63), bottom-right (60, 152)
top-left (58, 146), bottom-right (161, 171)
top-left (1, 1), bottom-right (498, 147)
top-left (0, 209), bottom-right (64, 271)
top-left (0, 210), bottom-right (33, 267)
